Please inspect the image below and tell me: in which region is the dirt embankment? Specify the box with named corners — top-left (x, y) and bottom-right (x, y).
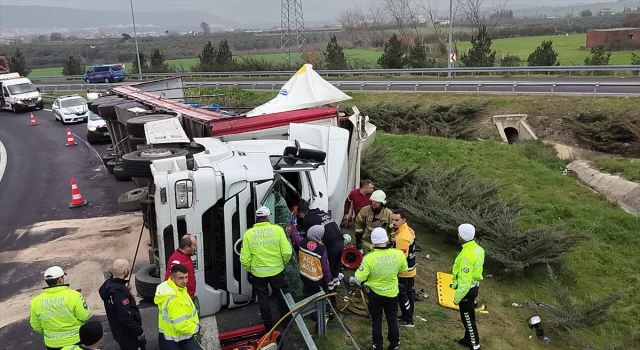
top-left (0, 214), bottom-right (149, 329)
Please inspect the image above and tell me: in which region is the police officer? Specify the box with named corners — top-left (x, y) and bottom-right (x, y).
top-left (30, 266), bottom-right (92, 350)
top-left (392, 210), bottom-right (417, 328)
top-left (61, 321), bottom-right (103, 350)
top-left (155, 264), bottom-right (202, 350)
top-left (98, 259), bottom-right (145, 350)
top-left (354, 190), bottom-right (394, 254)
top-left (350, 228), bottom-right (408, 350)
top-left (452, 224), bottom-right (485, 350)
top-left (240, 206), bottom-right (293, 331)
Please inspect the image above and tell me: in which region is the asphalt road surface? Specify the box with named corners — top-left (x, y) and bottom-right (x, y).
top-left (0, 108), bottom-right (274, 350)
top-left (36, 77), bottom-right (640, 96)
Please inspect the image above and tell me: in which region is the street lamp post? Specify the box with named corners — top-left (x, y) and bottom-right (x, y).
top-left (130, 0), bottom-right (143, 77)
top-left (447, 0), bottom-right (453, 77)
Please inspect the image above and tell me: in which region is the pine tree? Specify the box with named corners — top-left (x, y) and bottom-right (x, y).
top-left (460, 25), bottom-right (496, 67)
top-left (62, 55), bottom-right (85, 76)
top-left (405, 38), bottom-right (428, 68)
top-left (527, 40), bottom-right (560, 66)
top-left (8, 48), bottom-right (31, 76)
top-left (214, 39), bottom-right (234, 70)
top-left (377, 34), bottom-right (404, 69)
top-left (149, 49), bottom-right (171, 73)
top-left (198, 41), bottom-right (216, 71)
top-left (324, 34), bottom-right (347, 70)
top-left (131, 52), bottom-right (148, 74)
top-left (584, 45), bottom-right (611, 65)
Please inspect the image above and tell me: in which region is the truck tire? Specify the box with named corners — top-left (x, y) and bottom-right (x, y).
top-left (98, 99), bottom-right (127, 120)
top-left (88, 96), bottom-right (119, 114)
top-left (106, 159), bottom-right (116, 174)
top-left (113, 165), bottom-right (132, 182)
top-left (122, 148), bottom-right (190, 178)
top-left (101, 152), bottom-right (115, 166)
top-left (118, 187), bottom-right (148, 212)
top-left (135, 263), bottom-right (161, 300)
top-left (126, 114), bottom-right (175, 138)
top-left (127, 136), bottom-right (146, 152)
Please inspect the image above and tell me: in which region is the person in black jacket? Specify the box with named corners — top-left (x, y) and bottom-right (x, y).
top-left (98, 259), bottom-right (146, 350)
top-left (296, 202), bottom-right (344, 308)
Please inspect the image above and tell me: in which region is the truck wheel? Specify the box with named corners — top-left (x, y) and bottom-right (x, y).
top-left (101, 152), bottom-right (115, 165)
top-left (135, 264), bottom-right (161, 300)
top-left (113, 165), bottom-right (132, 182)
top-left (118, 187), bottom-right (147, 212)
top-left (106, 159), bottom-right (116, 173)
top-left (126, 114), bottom-right (175, 138)
top-left (88, 96), bottom-right (119, 115)
top-left (122, 148), bottom-right (190, 178)
top-left (127, 136), bottom-right (146, 152)
top-left (97, 99), bottom-right (126, 120)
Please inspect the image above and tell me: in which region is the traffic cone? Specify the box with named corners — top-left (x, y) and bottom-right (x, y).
top-left (29, 112), bottom-right (38, 126)
top-left (69, 178), bottom-right (88, 209)
top-left (65, 128), bottom-right (77, 146)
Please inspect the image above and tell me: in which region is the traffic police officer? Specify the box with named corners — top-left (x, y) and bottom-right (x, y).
top-left (30, 266), bottom-right (92, 350)
top-left (350, 228), bottom-right (408, 350)
top-left (354, 190), bottom-right (395, 254)
top-left (240, 206), bottom-right (293, 331)
top-left (452, 224), bottom-right (485, 350)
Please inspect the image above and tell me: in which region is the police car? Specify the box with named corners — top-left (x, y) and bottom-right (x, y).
top-left (51, 95), bottom-right (89, 124)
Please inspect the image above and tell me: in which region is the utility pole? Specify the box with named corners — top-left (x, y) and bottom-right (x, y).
top-left (447, 0), bottom-right (454, 77)
top-left (130, 0), bottom-right (143, 77)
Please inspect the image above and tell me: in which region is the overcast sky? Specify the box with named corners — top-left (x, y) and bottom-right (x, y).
top-left (0, 0), bottom-right (623, 24)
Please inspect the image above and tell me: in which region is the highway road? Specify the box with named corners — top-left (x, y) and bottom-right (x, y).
top-left (36, 77), bottom-right (640, 96)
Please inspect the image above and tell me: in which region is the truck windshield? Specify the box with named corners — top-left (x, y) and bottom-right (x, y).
top-left (60, 98), bottom-right (86, 108)
top-left (7, 83), bottom-right (37, 95)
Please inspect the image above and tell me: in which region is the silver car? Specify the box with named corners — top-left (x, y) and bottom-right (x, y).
top-left (52, 95), bottom-right (89, 124)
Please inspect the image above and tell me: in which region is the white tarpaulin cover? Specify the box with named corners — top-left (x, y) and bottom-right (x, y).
top-left (245, 64), bottom-right (352, 117)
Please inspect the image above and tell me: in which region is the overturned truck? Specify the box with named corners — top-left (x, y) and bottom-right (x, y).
top-left (89, 65), bottom-right (377, 317)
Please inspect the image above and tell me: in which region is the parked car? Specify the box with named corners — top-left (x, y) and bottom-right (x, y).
top-left (52, 95), bottom-right (89, 124)
top-left (83, 64), bottom-right (125, 83)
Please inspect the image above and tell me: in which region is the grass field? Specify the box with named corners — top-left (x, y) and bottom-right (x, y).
top-left (28, 33), bottom-right (639, 77)
top-left (594, 157), bottom-right (640, 182)
top-left (309, 135), bottom-right (640, 350)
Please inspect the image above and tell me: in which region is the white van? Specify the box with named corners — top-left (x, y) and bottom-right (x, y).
top-left (0, 73), bottom-right (44, 113)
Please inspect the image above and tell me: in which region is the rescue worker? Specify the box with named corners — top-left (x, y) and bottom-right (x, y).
top-left (343, 179), bottom-right (375, 223)
top-left (155, 264), bottom-right (202, 350)
top-left (61, 321), bottom-right (103, 350)
top-left (98, 259), bottom-right (145, 350)
top-left (30, 266), bottom-right (92, 350)
top-left (354, 190), bottom-right (394, 254)
top-left (392, 210), bottom-right (417, 328)
top-left (452, 224), bottom-right (485, 350)
top-left (165, 234), bottom-right (197, 301)
top-left (288, 223), bottom-right (332, 296)
top-left (350, 228), bottom-right (408, 350)
top-left (240, 206), bottom-right (292, 331)
top-left (296, 202), bottom-right (344, 301)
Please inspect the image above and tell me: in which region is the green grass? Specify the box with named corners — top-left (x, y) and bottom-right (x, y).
top-left (456, 33), bottom-right (636, 65)
top-left (311, 136), bottom-right (640, 350)
top-left (28, 33), bottom-right (640, 77)
top-left (594, 157), bottom-right (640, 182)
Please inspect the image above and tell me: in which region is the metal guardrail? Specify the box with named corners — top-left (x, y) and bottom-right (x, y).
top-left (28, 65), bottom-right (640, 81)
top-left (35, 80), bottom-right (640, 96)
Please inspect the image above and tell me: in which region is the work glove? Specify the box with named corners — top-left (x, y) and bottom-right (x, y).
top-left (348, 276), bottom-right (360, 286)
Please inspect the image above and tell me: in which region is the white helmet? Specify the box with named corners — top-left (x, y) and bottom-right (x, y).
top-left (370, 190), bottom-right (387, 205)
top-left (343, 233), bottom-right (352, 244)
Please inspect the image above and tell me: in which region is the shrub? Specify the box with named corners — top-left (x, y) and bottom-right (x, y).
top-left (563, 112), bottom-right (640, 156)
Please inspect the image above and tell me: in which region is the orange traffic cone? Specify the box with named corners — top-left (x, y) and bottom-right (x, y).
top-left (29, 112), bottom-right (38, 126)
top-left (69, 178), bottom-right (88, 209)
top-left (65, 128), bottom-right (77, 146)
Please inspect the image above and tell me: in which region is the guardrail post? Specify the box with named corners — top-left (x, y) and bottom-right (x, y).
top-left (512, 83), bottom-right (517, 93)
top-left (360, 83), bottom-right (365, 91)
top-left (477, 83), bottom-right (481, 93)
top-left (445, 82), bottom-right (449, 93)
top-left (415, 83), bottom-right (419, 92)
top-left (551, 83), bottom-right (556, 94)
top-left (252, 83), bottom-right (257, 90)
top-left (387, 83), bottom-right (391, 92)
top-left (271, 83), bottom-right (276, 90)
top-left (594, 83), bottom-right (599, 97)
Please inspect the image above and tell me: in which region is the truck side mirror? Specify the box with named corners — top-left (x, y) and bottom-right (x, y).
top-left (298, 149), bottom-right (326, 163)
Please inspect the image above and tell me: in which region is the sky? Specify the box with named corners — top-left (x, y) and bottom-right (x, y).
top-left (0, 0), bottom-right (618, 24)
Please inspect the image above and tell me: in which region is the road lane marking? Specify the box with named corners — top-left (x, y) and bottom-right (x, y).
top-left (72, 132), bottom-right (107, 174)
top-left (0, 139), bottom-right (7, 183)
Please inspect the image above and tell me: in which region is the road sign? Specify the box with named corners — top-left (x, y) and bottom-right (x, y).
top-left (449, 53), bottom-right (456, 63)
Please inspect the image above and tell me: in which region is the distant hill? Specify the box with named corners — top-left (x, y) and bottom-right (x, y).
top-left (0, 5), bottom-right (239, 30)
top-left (514, 1), bottom-right (639, 17)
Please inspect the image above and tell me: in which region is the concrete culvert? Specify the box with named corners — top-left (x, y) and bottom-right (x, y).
top-left (504, 127), bottom-right (519, 144)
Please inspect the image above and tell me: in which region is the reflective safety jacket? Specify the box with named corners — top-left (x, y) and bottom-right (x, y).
top-left (354, 247), bottom-right (408, 298)
top-left (29, 285), bottom-right (92, 348)
top-left (155, 278), bottom-right (200, 342)
top-left (240, 221), bottom-right (293, 277)
top-left (395, 223), bottom-right (417, 278)
top-left (355, 206), bottom-right (395, 251)
top-left (452, 240), bottom-right (485, 304)
top-left (290, 224), bottom-right (332, 291)
top-left (61, 345), bottom-right (92, 350)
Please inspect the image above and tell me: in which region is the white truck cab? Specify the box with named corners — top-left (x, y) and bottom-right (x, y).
top-left (0, 73), bottom-right (43, 113)
top-left (146, 120), bottom-right (374, 317)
